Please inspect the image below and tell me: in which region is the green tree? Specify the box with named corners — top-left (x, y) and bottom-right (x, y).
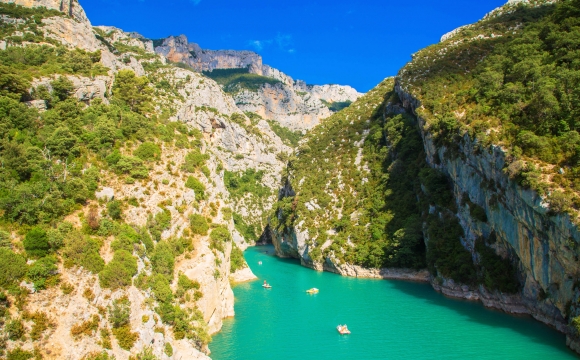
top-left (112, 70), bottom-right (152, 114)
top-left (51, 76), bottom-right (75, 102)
top-left (189, 214), bottom-right (208, 235)
top-left (24, 227), bottom-right (50, 257)
top-left (99, 250), bottom-right (138, 289)
top-left (0, 248), bottom-right (27, 287)
top-left (134, 142), bottom-right (161, 161)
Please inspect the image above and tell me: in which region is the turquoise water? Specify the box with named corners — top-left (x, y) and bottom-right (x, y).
top-left (210, 246), bottom-right (577, 359)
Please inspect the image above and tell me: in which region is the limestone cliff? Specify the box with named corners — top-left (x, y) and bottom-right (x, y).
top-left (0, 1), bottom-right (293, 358)
top-left (153, 34), bottom-right (362, 131)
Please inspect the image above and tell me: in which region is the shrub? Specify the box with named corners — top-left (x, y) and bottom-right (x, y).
top-left (128, 347), bottom-right (157, 360)
top-left (0, 248), bottom-right (27, 287)
top-left (71, 314), bottom-right (100, 339)
top-left (230, 245), bottom-right (246, 273)
top-left (23, 227), bottom-right (49, 257)
top-left (209, 226), bottom-right (230, 253)
top-left (0, 230), bottom-right (11, 248)
top-left (189, 214), bottom-right (209, 235)
top-left (151, 242), bottom-right (175, 281)
top-left (107, 200), bottom-right (122, 220)
top-left (26, 255), bottom-right (58, 290)
top-left (112, 325), bottom-right (138, 350)
top-left (99, 250), bottom-right (137, 289)
top-left (182, 150), bottom-right (209, 173)
top-left (134, 142), bottom-right (161, 162)
top-left (29, 311), bottom-right (52, 341)
top-left (164, 342), bottom-right (173, 357)
top-left (175, 273), bottom-right (199, 298)
top-left (185, 176), bottom-right (206, 200)
top-left (62, 232), bottom-right (104, 273)
top-left (6, 348), bottom-right (34, 360)
top-left (112, 69), bottom-right (152, 114)
top-left (6, 318), bottom-right (25, 340)
top-left (475, 238), bottom-right (520, 293)
top-left (109, 296), bottom-right (131, 329)
top-left (114, 156), bottom-right (149, 179)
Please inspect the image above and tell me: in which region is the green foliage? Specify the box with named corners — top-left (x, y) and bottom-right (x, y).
top-left (189, 214), bottom-right (209, 235)
top-left (175, 273), bottom-right (199, 298)
top-left (426, 215), bottom-right (477, 285)
top-left (129, 347), bottom-right (159, 360)
top-left (0, 248), bottom-right (27, 287)
top-left (6, 318), bottom-right (25, 340)
top-left (134, 141), bottom-right (161, 161)
top-left (182, 149), bottom-right (209, 173)
top-left (62, 231), bottom-right (104, 273)
top-left (0, 2), bottom-right (62, 19)
top-left (112, 325), bottom-right (138, 350)
top-left (321, 99), bottom-right (353, 112)
top-left (203, 68), bottom-right (282, 93)
top-left (99, 250), bottom-right (137, 289)
top-left (164, 342), bottom-right (173, 357)
top-left (23, 227), bottom-right (49, 257)
top-left (109, 296), bottom-right (131, 328)
top-left (146, 209), bottom-right (171, 242)
top-left (224, 168), bottom-right (270, 200)
top-left (209, 226), bottom-right (230, 253)
top-left (402, 0), bottom-right (580, 204)
top-left (185, 176), bottom-right (206, 200)
top-left (26, 255), bottom-right (57, 290)
top-left (232, 213), bottom-right (257, 242)
top-left (107, 200), bottom-right (122, 220)
top-left (6, 348), bottom-right (34, 360)
top-left (230, 244), bottom-right (246, 272)
top-left (267, 120), bottom-right (303, 147)
top-left (272, 80), bottom-right (429, 269)
top-left (151, 242), bottom-right (175, 281)
top-left (112, 69), bottom-right (152, 114)
top-left (110, 224), bottom-right (139, 252)
top-left (475, 238), bottom-right (520, 293)
top-left (51, 76), bottom-right (74, 102)
top-left (114, 156), bottom-right (149, 179)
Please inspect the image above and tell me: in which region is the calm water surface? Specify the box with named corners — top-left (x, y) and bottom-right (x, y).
top-left (210, 246), bottom-right (577, 359)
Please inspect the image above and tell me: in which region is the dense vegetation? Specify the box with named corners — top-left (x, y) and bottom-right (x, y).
top-left (203, 68), bottom-right (282, 93)
top-left (0, 4), bottom-right (221, 354)
top-left (401, 0), bottom-right (580, 215)
top-left (271, 79), bottom-right (429, 269)
top-left (272, 76), bottom-right (521, 293)
top-left (267, 120), bottom-right (303, 147)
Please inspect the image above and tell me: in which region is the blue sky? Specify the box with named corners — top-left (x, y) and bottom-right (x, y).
top-left (81, 0), bottom-right (507, 92)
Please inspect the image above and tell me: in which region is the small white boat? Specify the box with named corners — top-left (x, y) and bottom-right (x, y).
top-left (262, 284), bottom-right (272, 289)
top-left (306, 288), bottom-right (319, 294)
top-left (258, 261), bottom-right (262, 265)
top-left (337, 325), bottom-right (351, 335)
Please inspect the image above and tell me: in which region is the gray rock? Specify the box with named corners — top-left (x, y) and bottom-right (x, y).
top-left (25, 99), bottom-right (47, 112)
top-left (95, 187), bottom-right (115, 201)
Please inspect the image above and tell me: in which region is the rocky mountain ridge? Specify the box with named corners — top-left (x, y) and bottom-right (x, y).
top-left (154, 34), bottom-right (362, 131)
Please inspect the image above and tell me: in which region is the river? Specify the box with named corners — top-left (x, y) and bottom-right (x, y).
top-left (210, 246), bottom-right (577, 359)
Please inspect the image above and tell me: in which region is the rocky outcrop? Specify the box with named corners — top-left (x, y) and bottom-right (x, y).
top-left (155, 35), bottom-right (263, 74)
top-left (153, 34), bottom-right (363, 131)
top-left (395, 80), bottom-right (579, 347)
top-left (6, 0), bottom-right (88, 21)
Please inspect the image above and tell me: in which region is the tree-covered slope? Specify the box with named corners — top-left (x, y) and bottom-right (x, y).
top-left (400, 0), bottom-right (580, 218)
top-left (271, 79), bottom-right (431, 269)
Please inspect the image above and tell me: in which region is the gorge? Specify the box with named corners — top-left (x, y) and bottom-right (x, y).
top-left (1, 0), bottom-right (580, 359)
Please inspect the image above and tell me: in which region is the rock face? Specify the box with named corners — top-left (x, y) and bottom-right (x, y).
top-left (394, 81), bottom-right (579, 343)
top-left (5, 0), bottom-right (88, 21)
top-left (155, 35), bottom-right (263, 75)
top-left (154, 34), bottom-right (363, 131)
